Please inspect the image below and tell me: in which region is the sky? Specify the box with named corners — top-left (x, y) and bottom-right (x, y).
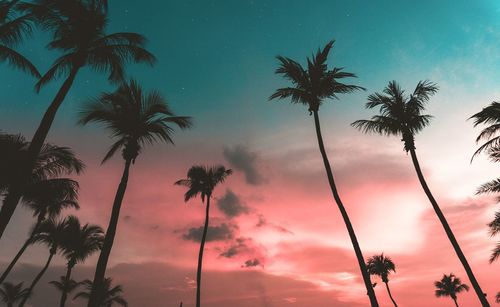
top-left (1, 0), bottom-right (500, 306)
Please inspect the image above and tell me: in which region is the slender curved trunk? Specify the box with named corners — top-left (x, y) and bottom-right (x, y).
top-left (87, 158), bottom-right (132, 307)
top-left (18, 250), bottom-right (55, 307)
top-left (195, 196), bottom-right (211, 307)
top-left (384, 281), bottom-right (398, 307)
top-left (0, 66), bottom-right (81, 240)
top-left (0, 218), bottom-right (43, 284)
top-left (453, 297), bottom-right (459, 307)
top-left (312, 111), bottom-right (379, 307)
top-left (59, 263), bottom-right (74, 307)
top-left (409, 148), bottom-right (490, 307)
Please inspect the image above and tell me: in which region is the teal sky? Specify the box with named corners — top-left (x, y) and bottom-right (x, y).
top-left (3, 0), bottom-right (500, 143)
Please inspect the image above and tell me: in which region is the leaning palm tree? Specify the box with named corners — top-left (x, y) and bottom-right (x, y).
top-left (0, 0), bottom-right (40, 76)
top-left (79, 79), bottom-right (191, 306)
top-left (352, 80), bottom-right (490, 306)
top-left (0, 178), bottom-right (79, 284)
top-left (74, 278), bottom-right (127, 307)
top-left (175, 165), bottom-right (232, 307)
top-left (58, 217), bottom-right (104, 307)
top-left (50, 276), bottom-right (80, 301)
top-left (18, 216), bottom-right (70, 307)
top-left (435, 273), bottom-right (469, 307)
top-left (269, 40), bottom-right (378, 306)
top-left (0, 282), bottom-right (29, 307)
top-left (0, 0), bottom-right (156, 238)
top-left (366, 254), bottom-right (398, 307)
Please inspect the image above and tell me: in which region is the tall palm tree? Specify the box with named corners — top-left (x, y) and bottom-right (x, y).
top-left (0, 282), bottom-right (29, 307)
top-left (79, 79), bottom-right (192, 306)
top-left (352, 80), bottom-right (490, 306)
top-left (74, 278), bottom-right (127, 307)
top-left (0, 0), bottom-right (40, 76)
top-left (470, 104), bottom-right (500, 264)
top-left (0, 0), bottom-right (156, 238)
top-left (175, 165), bottom-right (232, 307)
top-left (58, 217), bottom-right (104, 307)
top-left (0, 178), bottom-right (79, 284)
top-left (366, 254), bottom-right (398, 307)
top-left (18, 216), bottom-right (70, 307)
top-left (50, 276), bottom-right (80, 301)
top-left (269, 40), bottom-right (377, 306)
top-left (435, 273), bottom-right (469, 307)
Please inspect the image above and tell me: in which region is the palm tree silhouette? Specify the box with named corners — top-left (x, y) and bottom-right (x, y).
top-left (470, 104), bottom-right (500, 264)
top-left (74, 278), bottom-right (127, 307)
top-left (352, 80), bottom-right (490, 306)
top-left (175, 165), bottom-right (232, 307)
top-left (50, 276), bottom-right (80, 302)
top-left (0, 0), bottom-right (155, 238)
top-left (269, 40), bottom-right (378, 306)
top-left (496, 292), bottom-right (500, 303)
top-left (18, 216), bottom-right (70, 307)
top-left (0, 0), bottom-right (40, 76)
top-left (366, 254), bottom-right (398, 307)
top-left (0, 282), bottom-right (29, 307)
top-left (434, 273), bottom-right (469, 307)
top-left (0, 178), bottom-right (79, 284)
top-left (58, 216), bottom-right (104, 307)
top-left (79, 79), bottom-right (192, 306)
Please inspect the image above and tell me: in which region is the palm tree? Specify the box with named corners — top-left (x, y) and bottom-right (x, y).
top-left (352, 80), bottom-right (490, 306)
top-left (366, 254), bottom-right (398, 307)
top-left (0, 282), bottom-right (29, 307)
top-left (470, 104), bottom-right (500, 264)
top-left (0, 178), bottom-right (79, 284)
top-left (58, 217), bottom-right (104, 307)
top-left (175, 165), bottom-right (232, 307)
top-left (496, 292), bottom-right (500, 303)
top-left (435, 273), bottom-right (469, 307)
top-left (0, 133), bottom-right (84, 197)
top-left (0, 0), bottom-right (40, 76)
top-left (74, 278), bottom-right (127, 307)
top-left (0, 0), bottom-right (156, 238)
top-left (18, 216), bottom-right (70, 307)
top-left (79, 79), bottom-right (192, 306)
top-left (269, 40), bottom-right (377, 306)
top-left (50, 276), bottom-right (80, 300)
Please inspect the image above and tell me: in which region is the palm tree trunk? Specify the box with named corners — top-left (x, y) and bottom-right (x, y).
top-left (409, 148), bottom-right (490, 307)
top-left (384, 281), bottom-right (398, 307)
top-left (312, 111), bottom-right (379, 307)
top-left (87, 158), bottom-right (132, 307)
top-left (195, 196), bottom-right (211, 307)
top-left (0, 65), bottom-right (81, 240)
top-left (0, 218), bottom-right (43, 284)
top-left (59, 264), bottom-right (73, 307)
top-left (18, 250), bottom-right (55, 307)
top-left (453, 298), bottom-right (459, 307)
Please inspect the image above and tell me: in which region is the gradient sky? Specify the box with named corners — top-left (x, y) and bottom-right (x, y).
top-left (2, 0), bottom-right (500, 306)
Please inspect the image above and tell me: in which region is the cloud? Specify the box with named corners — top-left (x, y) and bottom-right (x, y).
top-left (219, 237), bottom-right (264, 259)
top-left (182, 223), bottom-right (236, 242)
top-left (256, 214), bottom-right (293, 234)
top-left (223, 145), bottom-right (266, 185)
top-left (241, 258), bottom-right (263, 268)
top-left (217, 189), bottom-right (250, 218)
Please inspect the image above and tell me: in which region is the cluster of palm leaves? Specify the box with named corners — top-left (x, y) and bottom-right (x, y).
top-left (1, 0), bottom-right (500, 306)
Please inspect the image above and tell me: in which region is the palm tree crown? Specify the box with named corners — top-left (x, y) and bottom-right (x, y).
top-left (487, 211), bottom-right (500, 263)
top-left (470, 101), bottom-right (500, 158)
top-left (74, 278), bottom-right (127, 306)
top-left (366, 254), bottom-right (396, 283)
top-left (0, 282), bottom-right (29, 305)
top-left (434, 273), bottom-right (469, 300)
top-left (175, 165), bottom-right (233, 202)
top-left (50, 276), bottom-right (79, 295)
top-left (60, 216), bottom-right (104, 266)
top-left (78, 79), bottom-right (193, 163)
top-left (20, 0), bottom-right (155, 91)
top-left (352, 80), bottom-right (438, 151)
top-left (0, 0), bottom-right (40, 76)
top-left (269, 40), bottom-right (364, 113)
